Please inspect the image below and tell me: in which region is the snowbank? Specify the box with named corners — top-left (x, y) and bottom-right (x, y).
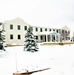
top-left (0, 44), bottom-right (74, 75)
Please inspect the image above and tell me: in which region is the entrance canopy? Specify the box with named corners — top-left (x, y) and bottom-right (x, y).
top-left (39, 31), bottom-right (61, 42)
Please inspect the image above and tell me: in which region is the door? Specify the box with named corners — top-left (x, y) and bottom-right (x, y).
top-left (52, 35), bottom-right (55, 42)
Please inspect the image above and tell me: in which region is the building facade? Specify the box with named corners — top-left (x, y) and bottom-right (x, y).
top-left (1, 18), bottom-right (71, 45)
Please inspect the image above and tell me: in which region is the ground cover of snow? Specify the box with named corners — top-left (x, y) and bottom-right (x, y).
top-left (0, 44), bottom-right (74, 75)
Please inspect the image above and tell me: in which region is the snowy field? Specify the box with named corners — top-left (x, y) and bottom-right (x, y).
top-left (0, 44), bottom-right (74, 75)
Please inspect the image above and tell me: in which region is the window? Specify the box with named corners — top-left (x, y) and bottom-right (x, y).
top-left (24, 26), bottom-right (27, 30)
top-left (56, 30), bottom-right (59, 33)
top-left (17, 25), bottom-right (20, 30)
top-left (40, 28), bottom-right (42, 32)
top-left (18, 35), bottom-right (21, 39)
top-left (65, 30), bottom-right (67, 33)
top-left (49, 29), bottom-right (51, 31)
top-left (40, 36), bottom-right (43, 40)
top-left (30, 27), bottom-right (33, 31)
top-left (68, 37), bottom-right (70, 40)
top-left (45, 28), bottom-right (47, 31)
top-left (62, 30), bottom-right (64, 33)
top-left (68, 31), bottom-right (70, 34)
top-left (10, 34), bottom-right (13, 39)
top-left (10, 24), bottom-right (13, 29)
top-left (36, 27), bottom-right (38, 31)
top-left (35, 36), bottom-right (38, 40)
top-left (53, 29), bottom-right (55, 31)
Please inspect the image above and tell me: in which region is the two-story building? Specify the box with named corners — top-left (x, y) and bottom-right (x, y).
top-left (1, 17), bottom-right (70, 45)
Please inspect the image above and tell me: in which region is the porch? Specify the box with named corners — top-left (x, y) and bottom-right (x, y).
top-left (38, 31), bottom-right (61, 43)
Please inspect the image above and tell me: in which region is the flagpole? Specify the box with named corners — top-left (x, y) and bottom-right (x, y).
top-left (15, 53), bottom-right (18, 73)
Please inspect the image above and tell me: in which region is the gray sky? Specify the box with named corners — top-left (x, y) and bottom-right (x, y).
top-left (0, 0), bottom-right (74, 33)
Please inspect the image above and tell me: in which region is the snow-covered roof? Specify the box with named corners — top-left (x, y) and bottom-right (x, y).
top-left (49, 31), bottom-right (60, 35)
top-left (61, 25), bottom-right (70, 31)
top-left (4, 17), bottom-right (31, 26)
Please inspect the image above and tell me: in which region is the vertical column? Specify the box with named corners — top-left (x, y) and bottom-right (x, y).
top-left (48, 35), bottom-right (51, 42)
top-left (55, 35), bottom-right (56, 42)
top-left (38, 35), bottom-right (41, 43)
top-left (46, 34), bottom-right (48, 42)
top-left (59, 35), bottom-right (61, 42)
top-left (48, 35), bottom-right (50, 42)
top-left (50, 35), bottom-right (52, 42)
top-left (43, 35), bottom-right (45, 42)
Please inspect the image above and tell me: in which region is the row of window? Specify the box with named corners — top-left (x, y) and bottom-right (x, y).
top-left (10, 34), bottom-right (38, 40)
top-left (10, 24), bottom-right (70, 34)
top-left (10, 34), bottom-right (21, 39)
top-left (10, 24), bottom-right (27, 30)
top-left (62, 30), bottom-right (70, 34)
top-left (35, 36), bottom-right (44, 40)
top-left (10, 34), bottom-right (39, 40)
top-left (10, 34), bottom-right (70, 41)
top-left (31, 27), bottom-right (56, 32)
top-left (10, 24), bottom-right (59, 32)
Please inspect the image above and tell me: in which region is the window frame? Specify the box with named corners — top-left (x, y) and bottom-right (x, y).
top-left (45, 28), bottom-right (47, 31)
top-left (36, 27), bottom-right (38, 31)
top-left (24, 26), bottom-right (27, 30)
top-left (18, 35), bottom-right (21, 39)
top-left (10, 34), bottom-right (13, 39)
top-left (35, 36), bottom-right (38, 40)
top-left (40, 28), bottom-right (42, 32)
top-left (17, 25), bottom-right (20, 30)
top-left (10, 24), bottom-right (13, 29)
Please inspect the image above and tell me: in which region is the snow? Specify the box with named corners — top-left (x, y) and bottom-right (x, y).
top-left (0, 44), bottom-right (74, 75)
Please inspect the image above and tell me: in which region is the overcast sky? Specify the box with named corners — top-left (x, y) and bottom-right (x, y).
top-left (0, 0), bottom-right (74, 33)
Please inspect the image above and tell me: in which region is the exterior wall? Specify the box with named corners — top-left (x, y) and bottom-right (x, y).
top-left (60, 28), bottom-right (70, 42)
top-left (32, 26), bottom-right (50, 35)
top-left (4, 18), bottom-right (30, 45)
top-left (32, 26), bottom-right (51, 42)
top-left (1, 18), bottom-right (71, 45)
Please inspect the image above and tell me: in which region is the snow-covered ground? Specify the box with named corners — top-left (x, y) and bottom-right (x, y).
top-left (0, 44), bottom-right (74, 75)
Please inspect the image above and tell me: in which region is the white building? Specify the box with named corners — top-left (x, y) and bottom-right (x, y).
top-left (0, 17), bottom-right (71, 45)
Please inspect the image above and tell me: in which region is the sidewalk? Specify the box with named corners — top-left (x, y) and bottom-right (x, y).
top-left (40, 42), bottom-right (74, 46)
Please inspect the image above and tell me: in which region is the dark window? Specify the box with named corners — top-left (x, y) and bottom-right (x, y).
top-left (56, 30), bottom-right (59, 33)
top-left (62, 30), bottom-right (64, 33)
top-left (68, 37), bottom-right (70, 40)
top-left (10, 24), bottom-right (13, 29)
top-left (10, 34), bottom-right (13, 39)
top-left (40, 36), bottom-right (43, 40)
top-left (53, 29), bottom-right (55, 31)
top-left (65, 30), bottom-right (67, 33)
top-left (36, 27), bottom-right (38, 31)
top-left (35, 36), bottom-right (38, 40)
top-left (17, 25), bottom-right (20, 30)
top-left (40, 28), bottom-right (42, 32)
top-left (18, 35), bottom-right (21, 39)
top-left (45, 28), bottom-right (47, 31)
top-left (49, 29), bottom-right (51, 31)
top-left (24, 26), bottom-right (27, 30)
